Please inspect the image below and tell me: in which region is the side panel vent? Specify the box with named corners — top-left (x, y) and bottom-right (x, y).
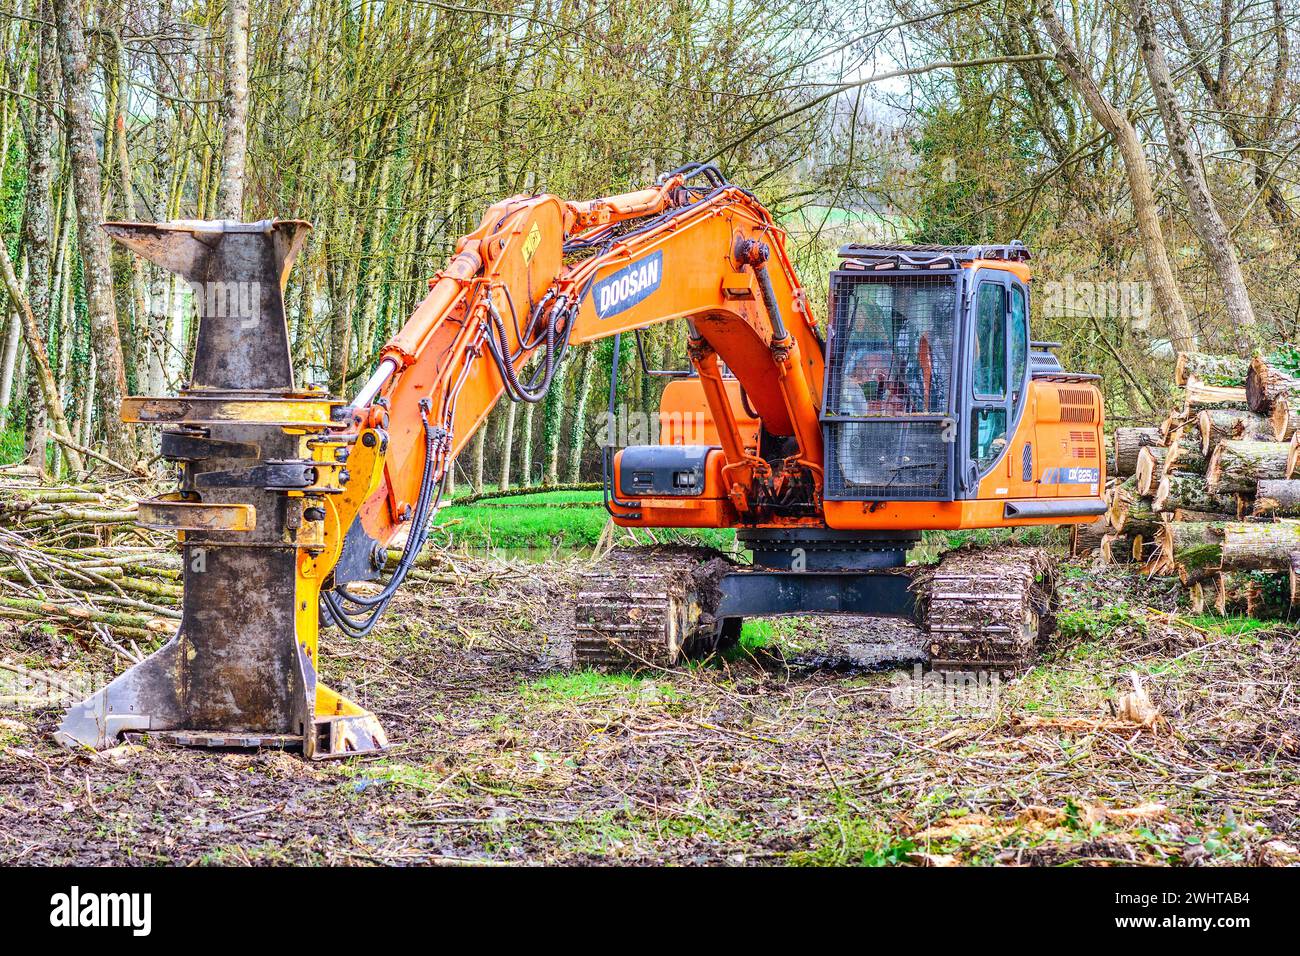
top-left (1057, 387), bottom-right (1095, 423)
top-left (1021, 442), bottom-right (1033, 482)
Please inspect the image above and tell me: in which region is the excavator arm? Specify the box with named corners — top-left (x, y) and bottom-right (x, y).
top-left (322, 165), bottom-right (826, 626)
top-left (57, 164), bottom-right (827, 757)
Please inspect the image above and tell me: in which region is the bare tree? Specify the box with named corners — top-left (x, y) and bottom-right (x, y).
top-left (17, 1), bottom-right (57, 466)
top-left (1133, 0), bottom-right (1258, 340)
top-left (53, 0), bottom-right (133, 463)
top-left (0, 237), bottom-right (83, 473)
top-left (216, 0), bottom-right (250, 220)
top-left (1037, 3), bottom-right (1195, 352)
top-left (1167, 0), bottom-right (1295, 232)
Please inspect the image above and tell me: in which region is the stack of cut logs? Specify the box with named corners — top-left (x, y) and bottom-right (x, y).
top-left (1073, 351), bottom-right (1300, 619)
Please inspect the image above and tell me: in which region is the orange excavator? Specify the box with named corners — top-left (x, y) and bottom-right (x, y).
top-left (57, 164), bottom-right (1105, 757)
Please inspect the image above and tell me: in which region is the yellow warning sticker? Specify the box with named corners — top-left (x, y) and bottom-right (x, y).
top-left (521, 222), bottom-right (541, 264)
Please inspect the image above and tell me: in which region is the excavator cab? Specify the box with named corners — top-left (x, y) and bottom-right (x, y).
top-left (823, 242), bottom-right (1033, 504)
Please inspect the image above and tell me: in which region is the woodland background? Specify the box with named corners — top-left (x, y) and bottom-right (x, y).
top-left (0, 0), bottom-right (1296, 490)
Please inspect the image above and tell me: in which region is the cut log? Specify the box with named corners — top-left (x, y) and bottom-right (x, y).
top-left (1070, 516), bottom-right (1110, 558)
top-left (1205, 439), bottom-right (1290, 496)
top-left (1289, 553), bottom-right (1300, 612)
top-left (1290, 432), bottom-right (1300, 480)
top-left (1100, 533), bottom-right (1134, 565)
top-left (1214, 572), bottom-right (1250, 616)
top-left (1163, 426), bottom-right (1205, 475)
top-left (1121, 497), bottom-right (1160, 538)
top-left (1196, 408), bottom-right (1273, 457)
top-left (1107, 476), bottom-right (1138, 531)
top-left (1245, 354), bottom-right (1300, 414)
top-left (1246, 575), bottom-right (1286, 619)
top-left (1251, 480), bottom-right (1300, 518)
top-left (1175, 352), bottom-right (1249, 387)
top-left (1182, 382), bottom-right (1248, 415)
top-left (1160, 412), bottom-right (1194, 443)
top-left (1157, 519), bottom-right (1227, 582)
top-left (1135, 446), bottom-right (1166, 496)
top-left (1270, 396), bottom-right (1299, 442)
top-left (1153, 472), bottom-right (1236, 514)
top-left (1113, 427), bottom-right (1161, 478)
top-left (1219, 520), bottom-right (1300, 571)
top-left (1174, 508), bottom-right (1235, 523)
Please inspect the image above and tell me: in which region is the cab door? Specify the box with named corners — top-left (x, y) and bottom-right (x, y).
top-left (959, 268), bottom-right (1029, 497)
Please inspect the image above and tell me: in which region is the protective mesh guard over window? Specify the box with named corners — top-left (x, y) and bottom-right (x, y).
top-left (823, 273), bottom-right (957, 500)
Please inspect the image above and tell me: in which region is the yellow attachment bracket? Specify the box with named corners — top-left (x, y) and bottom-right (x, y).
top-left (137, 493), bottom-right (257, 533)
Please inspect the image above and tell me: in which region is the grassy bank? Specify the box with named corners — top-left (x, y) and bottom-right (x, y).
top-left (431, 488), bottom-right (735, 551)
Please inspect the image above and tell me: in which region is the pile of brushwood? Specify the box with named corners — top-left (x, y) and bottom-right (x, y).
top-left (1075, 349), bottom-right (1300, 618)
top-left (0, 466), bottom-right (177, 671)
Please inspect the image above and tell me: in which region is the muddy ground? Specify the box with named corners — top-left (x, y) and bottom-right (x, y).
top-left (1, 553), bottom-right (1298, 866)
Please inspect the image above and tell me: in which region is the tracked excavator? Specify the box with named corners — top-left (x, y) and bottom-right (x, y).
top-left (57, 163), bottom-right (1106, 758)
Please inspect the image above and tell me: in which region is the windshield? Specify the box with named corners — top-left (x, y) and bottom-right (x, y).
top-left (824, 272), bottom-right (958, 501)
top-left (833, 275), bottom-right (955, 417)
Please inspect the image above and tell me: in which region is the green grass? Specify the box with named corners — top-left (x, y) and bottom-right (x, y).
top-left (521, 669), bottom-right (652, 701)
top-left (432, 488), bottom-right (736, 551)
top-left (1183, 614), bottom-right (1272, 636)
top-left (738, 619), bottom-right (777, 652)
top-left (433, 498), bottom-right (608, 548)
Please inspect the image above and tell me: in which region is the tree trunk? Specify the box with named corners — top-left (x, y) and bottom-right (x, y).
top-left (1206, 440), bottom-right (1289, 495)
top-left (1252, 480), bottom-right (1300, 518)
top-left (566, 344), bottom-right (598, 483)
top-left (0, 313), bottom-right (20, 428)
top-left (1133, 0), bottom-right (1258, 339)
top-left (1174, 508), bottom-right (1234, 523)
top-left (471, 426), bottom-right (486, 494)
top-left (0, 237), bottom-right (83, 472)
top-left (541, 359), bottom-right (569, 486)
top-left (1175, 352), bottom-right (1248, 388)
top-left (1220, 521), bottom-right (1300, 572)
top-left (1153, 472), bottom-right (1235, 514)
top-left (498, 400), bottom-right (516, 491)
top-left (1037, 6), bottom-right (1193, 351)
top-left (216, 0), bottom-right (250, 220)
top-left (54, 0), bottom-right (133, 464)
top-left (20, 2), bottom-right (57, 468)
top-left (520, 400), bottom-right (536, 488)
top-left (1114, 426), bottom-right (1161, 478)
top-left (1197, 408), bottom-right (1273, 457)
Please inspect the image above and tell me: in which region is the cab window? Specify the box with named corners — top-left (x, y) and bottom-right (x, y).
top-left (974, 283), bottom-right (1006, 398)
top-left (1009, 284), bottom-right (1028, 406)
